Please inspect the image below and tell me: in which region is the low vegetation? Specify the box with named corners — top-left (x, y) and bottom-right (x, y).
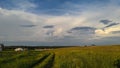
top-left (0, 45), bottom-right (120, 68)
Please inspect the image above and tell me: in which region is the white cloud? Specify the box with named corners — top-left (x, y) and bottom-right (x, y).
top-left (11, 0), bottom-right (37, 11)
top-left (0, 0), bottom-right (120, 45)
top-left (95, 24), bottom-right (120, 36)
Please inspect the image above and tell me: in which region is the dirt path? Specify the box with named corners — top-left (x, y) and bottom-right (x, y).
top-left (31, 53), bottom-right (55, 68)
top-left (43, 53), bottom-right (55, 68)
top-left (31, 54), bottom-right (50, 68)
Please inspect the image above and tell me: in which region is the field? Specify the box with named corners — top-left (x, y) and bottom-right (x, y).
top-left (0, 45), bottom-right (120, 68)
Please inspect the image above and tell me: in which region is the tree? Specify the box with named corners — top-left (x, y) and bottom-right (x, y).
top-left (0, 44), bottom-right (4, 50)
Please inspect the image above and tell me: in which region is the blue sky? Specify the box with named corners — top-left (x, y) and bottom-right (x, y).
top-left (0, 0), bottom-right (110, 14)
top-left (0, 0), bottom-right (120, 46)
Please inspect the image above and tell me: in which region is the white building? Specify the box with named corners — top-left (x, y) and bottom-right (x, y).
top-left (15, 48), bottom-right (24, 51)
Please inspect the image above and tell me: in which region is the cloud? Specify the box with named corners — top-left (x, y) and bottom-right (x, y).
top-left (100, 19), bottom-right (112, 24)
top-left (45, 30), bottom-right (54, 36)
top-left (67, 26), bottom-right (96, 36)
top-left (111, 31), bottom-right (120, 34)
top-left (66, 26), bottom-right (96, 41)
top-left (95, 29), bottom-right (108, 35)
top-left (1, 0), bottom-right (120, 45)
top-left (71, 26), bottom-right (96, 31)
top-left (105, 23), bottom-right (119, 28)
top-left (95, 24), bottom-right (120, 37)
top-left (20, 25), bottom-right (36, 27)
top-left (43, 25), bottom-right (54, 28)
top-left (11, 0), bottom-right (37, 11)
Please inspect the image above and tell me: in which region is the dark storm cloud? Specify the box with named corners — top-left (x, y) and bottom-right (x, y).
top-left (68, 26), bottom-right (96, 34)
top-left (71, 27), bottom-right (96, 31)
top-left (43, 25), bottom-right (54, 28)
top-left (20, 25), bottom-right (36, 27)
top-left (100, 19), bottom-right (112, 24)
top-left (105, 23), bottom-right (119, 28)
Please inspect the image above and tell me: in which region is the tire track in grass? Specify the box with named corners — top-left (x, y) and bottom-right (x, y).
top-left (33, 53), bottom-right (55, 68)
top-left (0, 52), bottom-right (29, 64)
top-left (43, 53), bottom-right (55, 68)
top-left (0, 52), bottom-right (50, 68)
top-left (30, 53), bottom-right (50, 68)
top-left (0, 52), bottom-right (38, 68)
top-left (0, 51), bottom-right (46, 68)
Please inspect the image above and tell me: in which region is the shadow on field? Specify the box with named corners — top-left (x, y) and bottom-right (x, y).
top-left (114, 59), bottom-right (120, 68)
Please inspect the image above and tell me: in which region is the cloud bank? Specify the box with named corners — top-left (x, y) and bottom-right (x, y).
top-left (0, 0), bottom-right (120, 45)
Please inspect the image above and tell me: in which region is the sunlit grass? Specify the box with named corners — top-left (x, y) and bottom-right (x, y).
top-left (0, 45), bottom-right (120, 68)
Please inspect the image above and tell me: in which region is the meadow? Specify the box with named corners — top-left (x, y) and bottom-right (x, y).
top-left (0, 45), bottom-right (120, 68)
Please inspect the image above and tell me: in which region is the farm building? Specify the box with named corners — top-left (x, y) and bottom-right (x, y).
top-left (15, 48), bottom-right (24, 51)
top-left (0, 44), bottom-right (4, 51)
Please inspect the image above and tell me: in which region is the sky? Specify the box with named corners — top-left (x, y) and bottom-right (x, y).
top-left (0, 0), bottom-right (120, 46)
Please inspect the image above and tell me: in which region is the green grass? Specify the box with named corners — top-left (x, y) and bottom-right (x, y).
top-left (0, 51), bottom-right (50, 68)
top-left (0, 45), bottom-right (120, 68)
top-left (52, 46), bottom-right (120, 68)
top-left (34, 53), bottom-right (55, 68)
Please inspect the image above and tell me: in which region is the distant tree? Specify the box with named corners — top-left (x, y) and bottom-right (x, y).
top-left (0, 44), bottom-right (4, 50)
top-left (84, 45), bottom-right (87, 47)
top-left (91, 44), bottom-right (96, 46)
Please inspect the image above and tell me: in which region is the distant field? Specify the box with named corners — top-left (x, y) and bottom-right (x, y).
top-left (0, 45), bottom-right (120, 68)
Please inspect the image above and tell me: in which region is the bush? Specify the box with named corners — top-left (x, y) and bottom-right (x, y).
top-left (114, 59), bottom-right (120, 68)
